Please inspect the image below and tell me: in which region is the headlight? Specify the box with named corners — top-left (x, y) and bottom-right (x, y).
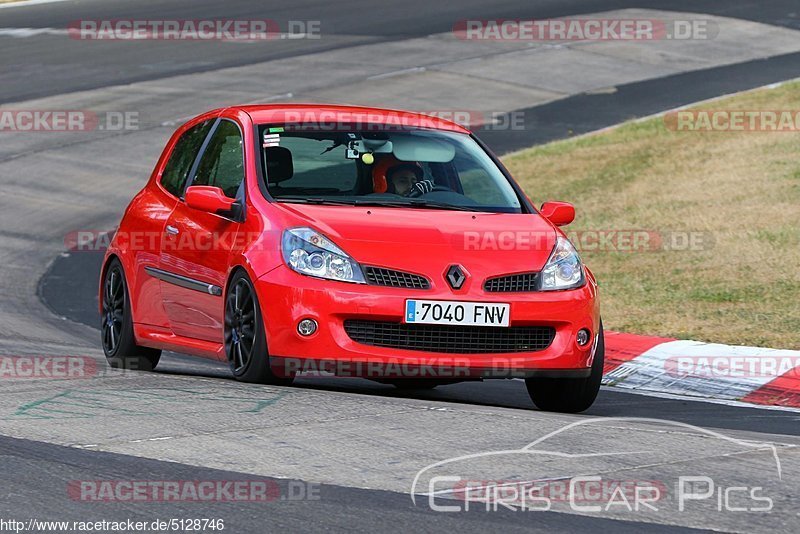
top-left (281, 227), bottom-right (365, 284)
top-left (539, 235), bottom-right (585, 291)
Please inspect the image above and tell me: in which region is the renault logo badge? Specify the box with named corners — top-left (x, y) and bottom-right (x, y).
top-left (446, 265), bottom-right (466, 290)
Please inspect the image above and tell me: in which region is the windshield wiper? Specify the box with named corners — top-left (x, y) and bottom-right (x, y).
top-left (276, 197), bottom-right (358, 206)
top-left (401, 199), bottom-right (483, 212)
top-left (276, 196), bottom-right (483, 212)
top-left (351, 199), bottom-right (482, 212)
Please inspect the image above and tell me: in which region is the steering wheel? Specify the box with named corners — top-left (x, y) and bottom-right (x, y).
top-left (430, 185), bottom-right (453, 193)
top-left (408, 184), bottom-right (452, 198)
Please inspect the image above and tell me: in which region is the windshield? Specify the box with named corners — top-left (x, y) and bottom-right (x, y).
top-left (257, 126), bottom-right (523, 213)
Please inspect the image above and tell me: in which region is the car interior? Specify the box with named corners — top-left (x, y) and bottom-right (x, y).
top-left (260, 130), bottom-right (471, 199)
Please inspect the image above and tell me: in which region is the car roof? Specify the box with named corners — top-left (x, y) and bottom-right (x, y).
top-left (233, 103), bottom-right (471, 134)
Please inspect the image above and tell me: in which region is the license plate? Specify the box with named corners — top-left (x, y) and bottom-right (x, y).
top-left (405, 300), bottom-right (510, 327)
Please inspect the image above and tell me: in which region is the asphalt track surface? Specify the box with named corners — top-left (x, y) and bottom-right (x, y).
top-left (3, 0), bottom-right (800, 532)
top-left (3, 435), bottom-right (702, 534)
top-left (2, 0), bottom-right (800, 104)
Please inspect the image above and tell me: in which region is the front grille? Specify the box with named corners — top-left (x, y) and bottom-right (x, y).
top-left (484, 272), bottom-right (539, 292)
top-left (344, 320), bottom-right (555, 354)
top-left (364, 266), bottom-right (430, 290)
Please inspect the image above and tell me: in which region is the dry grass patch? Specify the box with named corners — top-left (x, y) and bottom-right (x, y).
top-left (503, 81), bottom-right (800, 349)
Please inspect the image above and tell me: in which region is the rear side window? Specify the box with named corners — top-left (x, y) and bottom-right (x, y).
top-left (160, 120), bottom-right (213, 197)
top-left (192, 120), bottom-right (245, 199)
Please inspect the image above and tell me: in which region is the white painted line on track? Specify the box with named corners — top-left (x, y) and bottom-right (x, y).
top-left (600, 338), bottom-right (800, 411)
top-left (0, 0), bottom-right (72, 9)
top-left (0, 27), bottom-right (68, 37)
top-left (600, 386), bottom-right (800, 413)
top-left (368, 66), bottom-right (426, 80)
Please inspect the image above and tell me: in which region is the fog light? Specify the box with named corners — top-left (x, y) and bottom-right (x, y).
top-left (297, 319), bottom-right (318, 336)
top-left (576, 329), bottom-right (591, 346)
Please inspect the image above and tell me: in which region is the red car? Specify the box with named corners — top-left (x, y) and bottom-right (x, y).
top-left (100, 104), bottom-right (602, 412)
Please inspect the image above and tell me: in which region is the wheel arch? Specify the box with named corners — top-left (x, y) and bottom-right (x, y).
top-left (98, 253), bottom-right (122, 315)
top-left (224, 262), bottom-right (275, 345)
top-left (224, 264), bottom-right (250, 295)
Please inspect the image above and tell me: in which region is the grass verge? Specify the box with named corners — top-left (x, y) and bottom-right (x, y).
top-left (503, 81), bottom-right (800, 349)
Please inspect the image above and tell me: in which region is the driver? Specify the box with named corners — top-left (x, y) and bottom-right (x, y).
top-left (386, 163), bottom-right (435, 197)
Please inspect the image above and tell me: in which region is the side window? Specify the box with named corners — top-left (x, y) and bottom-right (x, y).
top-left (160, 120), bottom-right (213, 198)
top-left (192, 120), bottom-right (245, 199)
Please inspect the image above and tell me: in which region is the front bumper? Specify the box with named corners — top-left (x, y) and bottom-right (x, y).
top-left (256, 265), bottom-right (600, 379)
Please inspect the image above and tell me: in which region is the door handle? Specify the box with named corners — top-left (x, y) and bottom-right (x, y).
top-left (165, 225), bottom-right (179, 235)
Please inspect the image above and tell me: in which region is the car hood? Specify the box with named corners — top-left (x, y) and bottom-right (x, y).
top-left (274, 204), bottom-right (558, 278)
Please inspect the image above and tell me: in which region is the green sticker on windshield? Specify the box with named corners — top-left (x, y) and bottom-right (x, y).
top-left (269, 127), bottom-right (285, 133)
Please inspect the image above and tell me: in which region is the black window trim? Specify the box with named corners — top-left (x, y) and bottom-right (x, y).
top-left (181, 118), bottom-right (221, 199)
top-left (251, 124), bottom-right (533, 214)
top-left (253, 123), bottom-right (276, 202)
top-left (470, 133), bottom-right (534, 215)
top-left (181, 117), bottom-right (248, 222)
top-left (157, 118), bottom-right (216, 200)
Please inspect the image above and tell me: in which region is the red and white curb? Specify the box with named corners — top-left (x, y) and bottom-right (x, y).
top-left (603, 332), bottom-right (800, 409)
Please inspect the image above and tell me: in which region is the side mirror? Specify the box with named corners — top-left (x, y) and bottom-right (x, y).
top-left (185, 186), bottom-right (241, 220)
top-left (539, 201), bottom-right (575, 227)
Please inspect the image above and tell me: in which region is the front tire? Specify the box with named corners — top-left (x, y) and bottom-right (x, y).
top-left (525, 324), bottom-right (604, 413)
top-left (224, 270), bottom-right (294, 386)
top-left (101, 258), bottom-right (161, 371)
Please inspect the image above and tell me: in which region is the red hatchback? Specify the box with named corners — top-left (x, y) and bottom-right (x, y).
top-left (100, 104), bottom-right (602, 412)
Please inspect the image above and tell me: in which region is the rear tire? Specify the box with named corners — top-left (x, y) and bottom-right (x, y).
top-left (225, 270), bottom-right (294, 386)
top-left (101, 258), bottom-right (161, 371)
top-left (525, 324), bottom-right (604, 413)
